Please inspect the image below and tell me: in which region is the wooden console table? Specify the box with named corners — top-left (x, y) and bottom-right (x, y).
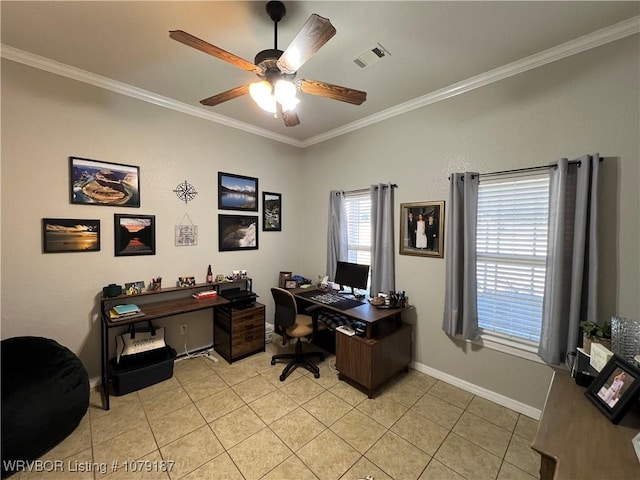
top-left (532, 369), bottom-right (640, 479)
top-left (99, 281), bottom-right (252, 409)
top-left (292, 288), bottom-right (411, 397)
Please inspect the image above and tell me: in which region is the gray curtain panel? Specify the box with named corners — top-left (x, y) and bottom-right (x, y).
top-left (326, 190), bottom-right (347, 280)
top-left (370, 183), bottom-right (396, 296)
top-left (538, 155), bottom-right (600, 364)
top-left (442, 172), bottom-right (480, 340)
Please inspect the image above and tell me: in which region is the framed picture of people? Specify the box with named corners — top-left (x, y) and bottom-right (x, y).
top-left (585, 355), bottom-right (640, 424)
top-left (399, 201), bottom-right (445, 258)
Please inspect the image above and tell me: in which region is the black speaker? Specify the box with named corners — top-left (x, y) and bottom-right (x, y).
top-left (571, 349), bottom-right (599, 388)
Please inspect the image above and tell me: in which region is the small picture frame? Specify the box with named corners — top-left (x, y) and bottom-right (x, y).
top-left (284, 280), bottom-right (298, 289)
top-left (42, 218), bottom-right (100, 253)
top-left (70, 156), bottom-right (140, 207)
top-left (585, 355), bottom-right (640, 424)
top-left (215, 274), bottom-right (226, 283)
top-left (399, 201), bottom-right (445, 258)
top-left (218, 214), bottom-right (258, 251)
top-left (177, 276), bottom-right (196, 288)
top-left (263, 192), bottom-right (282, 231)
top-left (124, 281), bottom-right (145, 295)
top-left (218, 172), bottom-right (258, 211)
top-left (279, 271), bottom-right (292, 289)
top-left (114, 214), bottom-right (156, 256)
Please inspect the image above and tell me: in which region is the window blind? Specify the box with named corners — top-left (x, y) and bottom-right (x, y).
top-left (344, 192), bottom-right (371, 266)
top-left (476, 173), bottom-right (549, 344)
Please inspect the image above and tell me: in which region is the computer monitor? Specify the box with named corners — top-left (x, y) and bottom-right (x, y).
top-left (334, 261), bottom-right (370, 295)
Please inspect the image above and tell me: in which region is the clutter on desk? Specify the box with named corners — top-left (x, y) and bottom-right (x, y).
top-left (369, 291), bottom-right (407, 308)
top-left (292, 274), bottom-right (312, 285)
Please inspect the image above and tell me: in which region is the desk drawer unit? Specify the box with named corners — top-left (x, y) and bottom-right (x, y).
top-left (214, 302), bottom-right (265, 363)
top-left (336, 322), bottom-right (412, 397)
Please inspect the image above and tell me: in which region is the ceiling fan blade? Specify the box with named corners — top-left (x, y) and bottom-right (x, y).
top-left (170, 30), bottom-right (259, 73)
top-left (278, 105), bottom-right (301, 127)
top-left (200, 84), bottom-right (251, 107)
top-left (276, 14), bottom-right (336, 74)
top-left (298, 79), bottom-right (367, 105)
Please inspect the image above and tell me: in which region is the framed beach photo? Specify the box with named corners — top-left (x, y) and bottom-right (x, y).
top-left (263, 192), bottom-right (282, 231)
top-left (114, 214), bottom-right (156, 256)
top-left (218, 214), bottom-right (258, 251)
top-left (218, 172), bottom-right (258, 211)
top-left (69, 156), bottom-right (140, 207)
top-left (399, 201), bottom-right (445, 258)
top-left (585, 355), bottom-right (640, 424)
top-left (42, 218), bottom-right (100, 253)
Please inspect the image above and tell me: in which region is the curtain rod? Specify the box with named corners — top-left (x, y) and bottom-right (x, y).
top-left (448, 157), bottom-right (604, 181)
top-left (336, 184), bottom-right (398, 195)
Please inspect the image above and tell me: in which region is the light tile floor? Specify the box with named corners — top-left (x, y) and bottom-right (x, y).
top-left (15, 339), bottom-right (541, 480)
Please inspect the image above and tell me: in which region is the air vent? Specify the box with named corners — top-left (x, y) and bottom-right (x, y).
top-left (353, 43), bottom-right (390, 69)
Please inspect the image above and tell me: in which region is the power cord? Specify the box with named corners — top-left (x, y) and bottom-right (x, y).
top-left (181, 334), bottom-right (218, 363)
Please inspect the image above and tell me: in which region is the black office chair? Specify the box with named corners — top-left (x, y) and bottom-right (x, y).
top-left (270, 287), bottom-right (325, 381)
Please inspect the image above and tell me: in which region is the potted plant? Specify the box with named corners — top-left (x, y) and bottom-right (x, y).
top-left (579, 319), bottom-right (612, 354)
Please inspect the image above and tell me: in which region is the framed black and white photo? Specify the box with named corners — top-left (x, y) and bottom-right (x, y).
top-left (399, 201), bottom-right (445, 258)
top-left (114, 214), bottom-right (155, 256)
top-left (70, 156), bottom-right (140, 207)
top-left (585, 355), bottom-right (640, 424)
top-left (218, 172), bottom-right (258, 211)
top-left (42, 218), bottom-right (100, 253)
top-left (218, 214), bottom-right (258, 251)
top-left (263, 191), bottom-right (281, 231)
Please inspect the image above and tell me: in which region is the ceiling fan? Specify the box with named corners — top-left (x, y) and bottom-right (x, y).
top-left (169, 0), bottom-right (367, 127)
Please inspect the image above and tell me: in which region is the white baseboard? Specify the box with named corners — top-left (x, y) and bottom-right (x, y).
top-left (411, 360), bottom-right (542, 420)
top-left (91, 355), bottom-right (541, 420)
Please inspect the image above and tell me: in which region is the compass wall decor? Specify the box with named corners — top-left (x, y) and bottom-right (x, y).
top-left (173, 180), bottom-right (198, 204)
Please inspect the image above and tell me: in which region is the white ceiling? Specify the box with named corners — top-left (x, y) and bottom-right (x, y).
top-left (2, 1), bottom-right (639, 147)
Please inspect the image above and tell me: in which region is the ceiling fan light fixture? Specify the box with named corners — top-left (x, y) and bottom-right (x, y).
top-left (249, 81), bottom-right (277, 113)
top-left (250, 79), bottom-right (299, 114)
top-left (274, 79), bottom-right (299, 111)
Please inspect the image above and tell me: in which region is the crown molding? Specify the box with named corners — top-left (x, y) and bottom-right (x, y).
top-left (2, 15), bottom-right (638, 149)
top-left (0, 44), bottom-right (305, 148)
top-left (301, 15), bottom-right (640, 148)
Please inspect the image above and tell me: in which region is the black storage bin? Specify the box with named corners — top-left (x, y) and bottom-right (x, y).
top-left (109, 345), bottom-right (176, 396)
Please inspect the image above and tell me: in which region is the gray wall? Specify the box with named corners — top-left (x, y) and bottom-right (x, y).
top-left (297, 36), bottom-right (639, 410)
top-left (1, 35), bottom-right (638, 413)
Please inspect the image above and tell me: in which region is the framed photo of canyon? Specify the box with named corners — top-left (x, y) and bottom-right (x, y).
top-left (70, 156), bottom-right (140, 207)
top-left (114, 214), bottom-right (155, 256)
top-left (218, 214), bottom-right (258, 252)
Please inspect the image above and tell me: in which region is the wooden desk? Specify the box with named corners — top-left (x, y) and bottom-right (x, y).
top-left (100, 283), bottom-right (233, 410)
top-left (532, 369), bottom-right (640, 480)
top-left (292, 288), bottom-right (411, 397)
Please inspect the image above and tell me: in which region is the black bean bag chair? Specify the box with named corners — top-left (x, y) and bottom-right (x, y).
top-left (1, 337), bottom-right (89, 478)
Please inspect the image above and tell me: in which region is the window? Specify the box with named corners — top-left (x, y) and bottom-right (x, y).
top-left (344, 191), bottom-right (371, 266)
top-left (476, 172), bottom-right (549, 349)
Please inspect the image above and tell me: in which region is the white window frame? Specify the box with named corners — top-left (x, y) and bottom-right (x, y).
top-left (343, 190), bottom-right (372, 273)
top-left (474, 171), bottom-right (550, 361)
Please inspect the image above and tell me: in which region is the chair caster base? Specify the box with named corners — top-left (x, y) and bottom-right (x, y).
top-left (271, 359), bottom-right (276, 365)
top-left (314, 372), bottom-right (320, 379)
top-left (279, 374), bottom-right (286, 381)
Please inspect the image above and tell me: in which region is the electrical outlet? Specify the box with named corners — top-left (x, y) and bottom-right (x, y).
top-left (180, 324), bottom-right (187, 336)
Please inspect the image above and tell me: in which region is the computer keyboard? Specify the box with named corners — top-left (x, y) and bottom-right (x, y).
top-left (305, 292), bottom-right (364, 311)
